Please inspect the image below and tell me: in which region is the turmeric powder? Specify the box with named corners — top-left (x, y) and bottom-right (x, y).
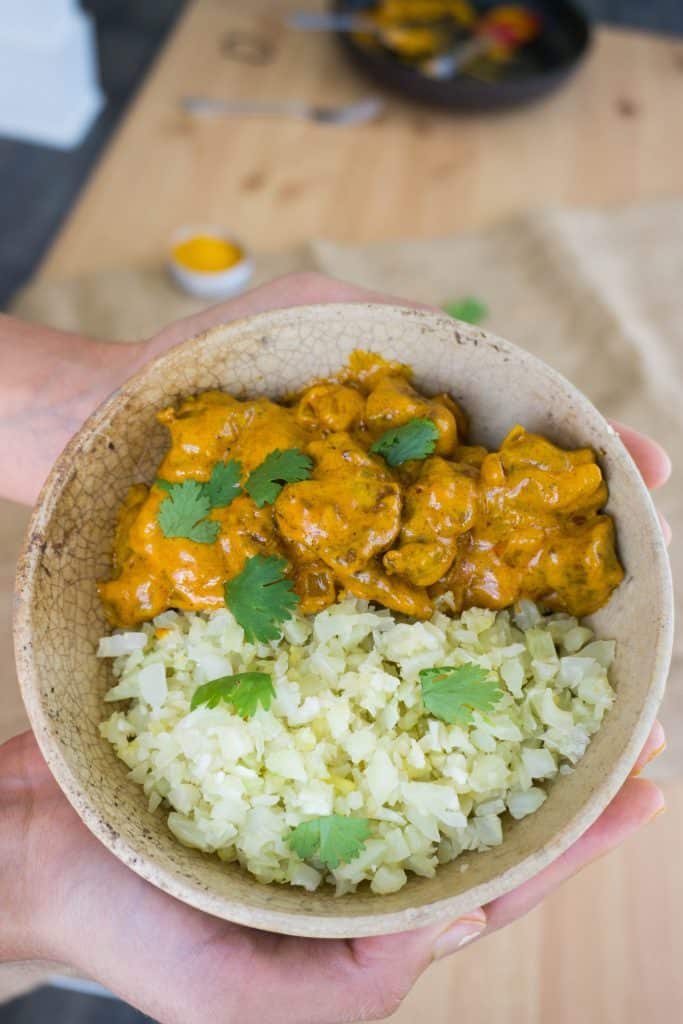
top-left (172, 235), bottom-right (243, 273)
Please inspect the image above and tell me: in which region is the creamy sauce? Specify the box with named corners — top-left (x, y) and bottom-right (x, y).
top-left (99, 351), bottom-right (624, 626)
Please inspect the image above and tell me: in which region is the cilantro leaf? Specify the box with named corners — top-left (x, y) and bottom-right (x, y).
top-left (443, 296), bottom-right (488, 325)
top-left (285, 819), bottom-right (321, 861)
top-left (156, 460), bottom-right (241, 542)
top-left (419, 664), bottom-right (503, 726)
top-left (245, 449), bottom-right (313, 508)
top-left (156, 480), bottom-right (220, 543)
top-left (225, 554), bottom-right (299, 643)
top-left (204, 460), bottom-right (242, 509)
top-left (371, 418), bottom-right (439, 467)
top-left (190, 671), bottom-right (275, 718)
top-left (286, 815), bottom-right (371, 869)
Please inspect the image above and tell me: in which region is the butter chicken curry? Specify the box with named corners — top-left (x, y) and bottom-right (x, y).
top-left (99, 352), bottom-right (623, 627)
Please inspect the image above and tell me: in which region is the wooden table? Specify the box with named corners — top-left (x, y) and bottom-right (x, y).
top-left (10, 1), bottom-right (681, 1017)
top-left (42, 0), bottom-right (683, 276)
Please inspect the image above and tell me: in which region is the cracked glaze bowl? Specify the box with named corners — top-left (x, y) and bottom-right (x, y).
top-left (14, 304), bottom-right (673, 938)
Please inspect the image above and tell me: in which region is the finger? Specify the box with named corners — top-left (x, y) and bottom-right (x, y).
top-left (243, 769), bottom-right (662, 1021)
top-left (658, 511), bottom-right (672, 546)
top-left (235, 909), bottom-right (485, 1023)
top-left (0, 729), bottom-right (53, 784)
top-left (609, 421), bottom-right (672, 490)
top-left (152, 272), bottom-right (436, 353)
top-left (631, 720), bottom-right (667, 775)
top-left (482, 777), bottom-right (664, 934)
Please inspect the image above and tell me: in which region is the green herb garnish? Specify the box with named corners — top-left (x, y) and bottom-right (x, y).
top-left (203, 460), bottom-right (242, 509)
top-left (156, 459), bottom-right (242, 543)
top-left (225, 554), bottom-right (299, 643)
top-left (190, 671), bottom-right (275, 718)
top-left (245, 449), bottom-right (313, 508)
top-left (443, 296), bottom-right (488, 325)
top-left (286, 815), bottom-right (371, 869)
top-left (371, 418), bottom-right (439, 468)
top-left (156, 480), bottom-right (221, 543)
top-left (419, 664), bottom-right (503, 725)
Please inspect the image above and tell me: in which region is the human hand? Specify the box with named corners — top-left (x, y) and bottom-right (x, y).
top-left (0, 724), bottom-right (666, 1024)
top-left (1, 273), bottom-right (671, 1023)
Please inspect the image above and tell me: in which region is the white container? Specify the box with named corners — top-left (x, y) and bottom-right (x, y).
top-left (0, 0), bottom-right (104, 150)
top-left (168, 226), bottom-right (254, 301)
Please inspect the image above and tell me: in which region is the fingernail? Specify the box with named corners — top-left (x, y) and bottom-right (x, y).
top-left (657, 512), bottom-right (672, 546)
top-left (648, 800), bottom-right (666, 824)
top-left (632, 739), bottom-right (667, 777)
top-left (432, 910), bottom-right (487, 961)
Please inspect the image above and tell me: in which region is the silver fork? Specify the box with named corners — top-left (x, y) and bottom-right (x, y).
top-left (181, 96), bottom-right (384, 126)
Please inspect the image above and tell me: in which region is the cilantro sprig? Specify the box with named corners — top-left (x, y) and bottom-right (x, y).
top-left (156, 460), bottom-right (242, 543)
top-left (245, 448), bottom-right (313, 508)
top-left (156, 480), bottom-right (221, 543)
top-left (190, 672), bottom-right (275, 718)
top-left (419, 664), bottom-right (503, 726)
top-left (225, 554), bottom-right (299, 643)
top-left (202, 460), bottom-right (242, 508)
top-left (371, 418), bottom-right (439, 468)
top-left (286, 815), bottom-right (371, 869)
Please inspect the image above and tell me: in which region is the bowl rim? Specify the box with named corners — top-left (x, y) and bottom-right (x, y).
top-left (13, 303), bottom-right (674, 938)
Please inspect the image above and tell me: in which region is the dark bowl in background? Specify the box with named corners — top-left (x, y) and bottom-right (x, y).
top-left (334, 0), bottom-right (592, 111)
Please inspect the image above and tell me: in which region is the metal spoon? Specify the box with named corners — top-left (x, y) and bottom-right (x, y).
top-left (420, 34), bottom-right (494, 79)
top-left (181, 96), bottom-right (384, 126)
top-left (287, 12), bottom-right (380, 33)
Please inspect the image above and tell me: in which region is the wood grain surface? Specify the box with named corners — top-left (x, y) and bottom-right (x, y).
top-left (40, 0), bottom-right (683, 278)
top-left (387, 781), bottom-right (680, 1023)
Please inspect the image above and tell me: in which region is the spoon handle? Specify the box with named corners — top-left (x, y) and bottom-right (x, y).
top-left (287, 12), bottom-right (378, 33)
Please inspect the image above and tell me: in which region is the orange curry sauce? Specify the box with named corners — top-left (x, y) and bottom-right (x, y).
top-left (99, 351), bottom-right (624, 627)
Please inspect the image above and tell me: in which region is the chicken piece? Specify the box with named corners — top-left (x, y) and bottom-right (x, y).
top-left (214, 494), bottom-right (285, 579)
top-left (434, 427), bottom-right (622, 616)
top-left (365, 374), bottom-right (460, 455)
top-left (343, 350), bottom-right (412, 391)
top-left (295, 382), bottom-right (365, 434)
top-left (157, 394), bottom-right (306, 481)
top-left (111, 483), bottom-right (149, 573)
top-left (431, 533), bottom-right (524, 614)
top-left (274, 432), bottom-right (402, 576)
top-left (487, 426), bottom-right (608, 519)
top-left (227, 399), bottom-right (308, 474)
top-left (523, 516), bottom-right (625, 617)
top-left (294, 562), bottom-right (339, 615)
top-left (337, 564), bottom-right (433, 619)
top-left (384, 457), bottom-right (479, 586)
top-left (98, 487), bottom-right (227, 625)
top-left (453, 444), bottom-right (488, 469)
top-left (98, 564), bottom-right (170, 627)
top-left (156, 391), bottom-right (242, 482)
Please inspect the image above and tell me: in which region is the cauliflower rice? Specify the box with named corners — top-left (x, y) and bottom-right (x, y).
top-left (99, 599), bottom-right (615, 895)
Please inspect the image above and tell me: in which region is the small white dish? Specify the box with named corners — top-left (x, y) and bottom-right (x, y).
top-left (167, 225), bottom-right (254, 300)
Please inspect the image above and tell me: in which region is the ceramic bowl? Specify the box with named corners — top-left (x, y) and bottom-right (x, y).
top-left (14, 304), bottom-right (673, 938)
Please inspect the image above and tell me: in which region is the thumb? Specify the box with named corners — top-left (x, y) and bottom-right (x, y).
top-left (346, 908), bottom-right (487, 1018)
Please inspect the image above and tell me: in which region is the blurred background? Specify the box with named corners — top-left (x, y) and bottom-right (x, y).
top-left (1, 2), bottom-right (681, 1023)
top-left (1, 0), bottom-right (683, 305)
